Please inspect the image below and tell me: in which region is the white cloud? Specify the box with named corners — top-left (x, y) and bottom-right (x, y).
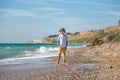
top-left (0, 8), bottom-right (82, 26)
top-left (35, 7), bottom-right (64, 12)
top-left (107, 12), bottom-right (120, 16)
top-left (14, 0), bottom-right (52, 5)
top-left (12, 0), bottom-right (68, 17)
top-left (0, 8), bottom-right (67, 20)
top-left (15, 0), bottom-right (81, 4)
top-left (72, 1), bottom-right (120, 9)
top-left (94, 2), bottom-right (120, 8)
top-left (53, 17), bottom-right (82, 25)
top-left (94, 11), bottom-right (120, 17)
top-left (32, 7), bottom-right (66, 15)
top-left (50, 0), bottom-right (81, 3)
top-left (0, 9), bottom-right (38, 17)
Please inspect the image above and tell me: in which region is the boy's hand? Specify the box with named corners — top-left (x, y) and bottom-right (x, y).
top-left (58, 45), bottom-right (60, 48)
top-left (65, 46), bottom-right (67, 50)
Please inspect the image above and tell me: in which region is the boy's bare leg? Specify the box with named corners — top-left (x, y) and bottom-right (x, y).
top-left (57, 53), bottom-right (61, 64)
top-left (63, 53), bottom-right (66, 62)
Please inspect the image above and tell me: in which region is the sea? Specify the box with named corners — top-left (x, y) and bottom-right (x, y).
top-left (0, 43), bottom-right (86, 69)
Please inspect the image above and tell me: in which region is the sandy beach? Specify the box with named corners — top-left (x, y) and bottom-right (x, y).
top-left (0, 43), bottom-right (120, 80)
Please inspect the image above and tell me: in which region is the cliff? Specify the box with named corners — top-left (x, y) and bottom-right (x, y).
top-left (42, 20), bottom-right (120, 44)
top-left (104, 20), bottom-right (120, 33)
top-left (42, 30), bottom-right (101, 43)
top-left (26, 40), bottom-right (42, 44)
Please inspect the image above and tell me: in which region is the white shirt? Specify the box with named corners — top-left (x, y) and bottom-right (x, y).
top-left (57, 34), bottom-right (68, 47)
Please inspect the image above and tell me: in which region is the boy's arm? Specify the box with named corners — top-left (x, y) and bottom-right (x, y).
top-left (65, 41), bottom-right (68, 50)
top-left (65, 35), bottom-right (68, 50)
top-left (58, 42), bottom-right (60, 47)
top-left (57, 36), bottom-right (60, 47)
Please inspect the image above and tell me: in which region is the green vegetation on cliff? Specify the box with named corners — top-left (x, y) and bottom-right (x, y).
top-left (50, 31), bottom-right (120, 44)
top-left (51, 39), bottom-right (57, 43)
top-left (113, 31), bottom-right (120, 42)
top-left (69, 38), bottom-right (94, 43)
top-left (51, 37), bottom-right (94, 44)
top-left (106, 31), bottom-right (120, 42)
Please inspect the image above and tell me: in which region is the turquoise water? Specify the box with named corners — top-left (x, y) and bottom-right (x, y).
top-left (0, 43), bottom-right (86, 66)
top-left (0, 43), bottom-right (85, 59)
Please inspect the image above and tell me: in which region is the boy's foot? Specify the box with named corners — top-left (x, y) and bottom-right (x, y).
top-left (57, 62), bottom-right (59, 64)
top-left (64, 60), bottom-right (66, 63)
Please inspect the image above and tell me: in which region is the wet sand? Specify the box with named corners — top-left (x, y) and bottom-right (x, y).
top-left (0, 43), bottom-right (120, 80)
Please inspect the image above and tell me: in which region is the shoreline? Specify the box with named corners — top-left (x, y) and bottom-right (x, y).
top-left (0, 43), bottom-right (120, 80)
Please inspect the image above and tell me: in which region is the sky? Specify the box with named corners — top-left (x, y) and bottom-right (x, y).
top-left (0, 0), bottom-right (120, 43)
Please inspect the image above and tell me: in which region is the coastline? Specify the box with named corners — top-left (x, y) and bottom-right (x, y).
top-left (0, 43), bottom-right (120, 80)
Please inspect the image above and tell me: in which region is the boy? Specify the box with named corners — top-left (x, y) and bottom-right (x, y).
top-left (57, 28), bottom-right (68, 64)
